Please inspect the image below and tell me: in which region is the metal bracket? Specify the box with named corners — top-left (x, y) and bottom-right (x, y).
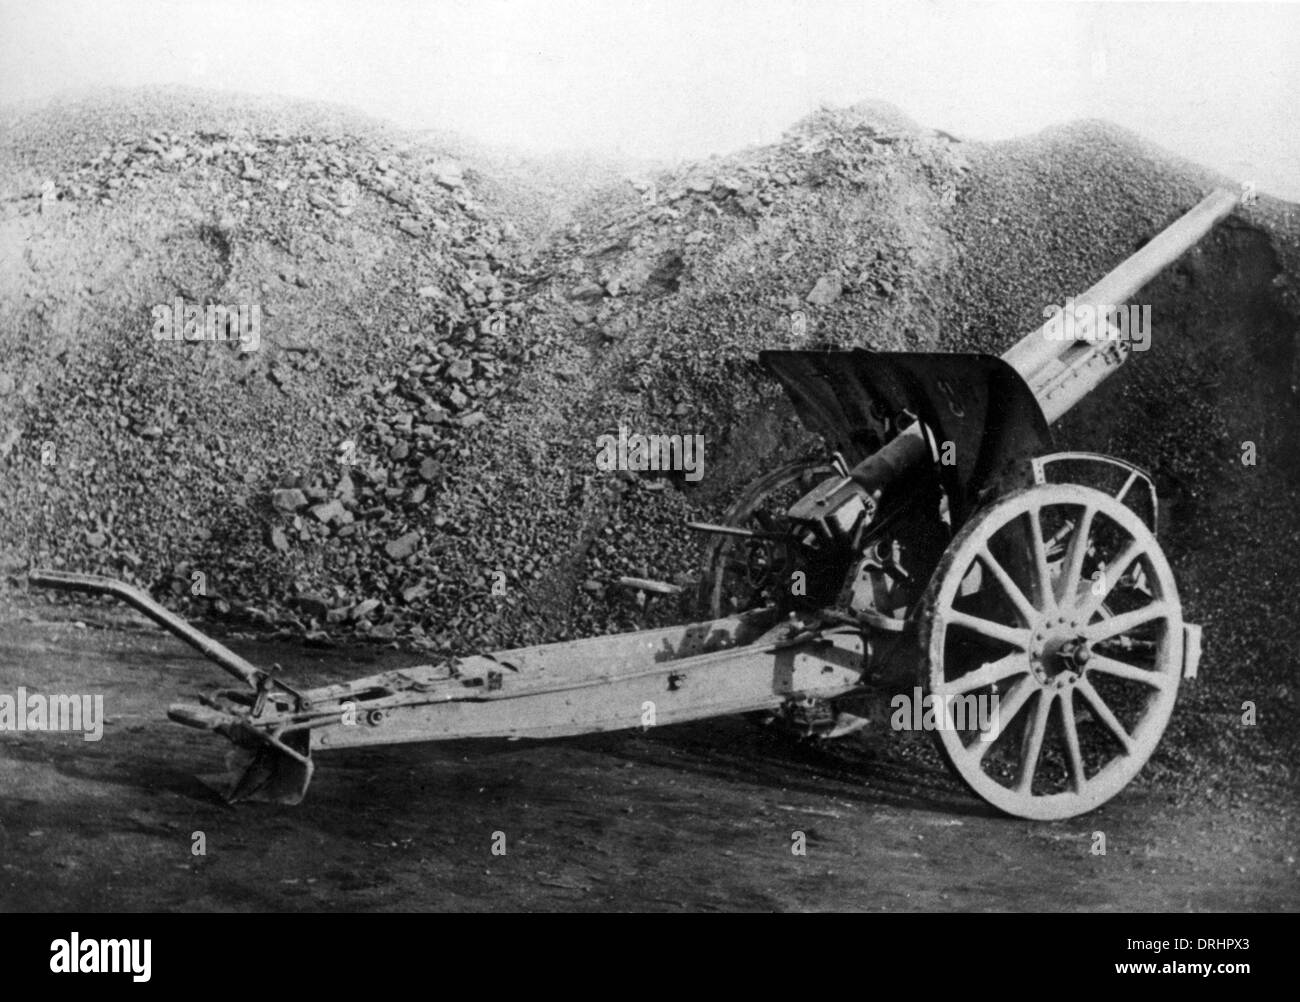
top-left (1182, 623), bottom-right (1203, 680)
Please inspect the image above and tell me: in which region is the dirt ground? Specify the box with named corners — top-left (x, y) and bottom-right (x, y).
top-left (1, 603), bottom-right (1294, 913)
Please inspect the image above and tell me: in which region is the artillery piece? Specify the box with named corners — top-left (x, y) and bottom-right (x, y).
top-left (31, 188), bottom-right (1238, 819)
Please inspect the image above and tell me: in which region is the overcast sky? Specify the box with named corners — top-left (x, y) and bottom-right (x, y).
top-left (2, 0), bottom-right (1296, 199)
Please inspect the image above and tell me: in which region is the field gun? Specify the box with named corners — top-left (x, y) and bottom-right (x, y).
top-left (32, 189), bottom-right (1238, 818)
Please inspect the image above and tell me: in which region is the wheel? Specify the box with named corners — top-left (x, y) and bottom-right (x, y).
top-left (701, 457), bottom-right (835, 619)
top-left (701, 456), bottom-right (852, 738)
top-left (917, 483), bottom-right (1184, 820)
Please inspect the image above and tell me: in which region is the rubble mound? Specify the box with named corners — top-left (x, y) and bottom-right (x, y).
top-left (0, 88), bottom-right (545, 649)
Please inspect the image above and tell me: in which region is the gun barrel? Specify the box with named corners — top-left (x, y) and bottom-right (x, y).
top-left (1002, 188), bottom-right (1239, 417)
top-left (842, 189), bottom-right (1238, 488)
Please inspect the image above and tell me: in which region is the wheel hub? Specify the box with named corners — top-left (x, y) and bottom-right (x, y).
top-left (1029, 616), bottom-right (1090, 688)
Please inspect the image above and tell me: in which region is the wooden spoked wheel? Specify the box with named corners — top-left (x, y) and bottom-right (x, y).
top-left (702, 458), bottom-right (834, 619)
top-left (918, 484), bottom-right (1184, 819)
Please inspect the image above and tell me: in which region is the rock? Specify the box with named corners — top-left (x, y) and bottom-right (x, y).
top-left (399, 218), bottom-right (425, 237)
top-left (351, 598), bottom-right (382, 621)
top-left (570, 281), bottom-right (606, 303)
top-left (806, 272), bottom-right (844, 306)
top-left (402, 582), bottom-right (429, 603)
top-left (418, 459), bottom-right (441, 482)
top-left (432, 161), bottom-right (465, 189)
top-left (268, 526), bottom-right (290, 552)
top-left (292, 593), bottom-right (331, 622)
top-left (85, 531), bottom-right (106, 548)
top-left (385, 531), bottom-right (421, 560)
top-left (713, 175), bottom-right (749, 196)
top-left (310, 499), bottom-right (348, 524)
top-left (271, 488), bottom-right (309, 511)
top-left (447, 359), bottom-right (474, 381)
top-left (458, 412), bottom-right (487, 428)
top-left (447, 388), bottom-right (469, 411)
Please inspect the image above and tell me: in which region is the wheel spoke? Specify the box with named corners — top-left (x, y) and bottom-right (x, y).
top-left (1083, 601), bottom-right (1170, 643)
top-left (1075, 678), bottom-right (1134, 756)
top-left (972, 676), bottom-right (1036, 760)
top-left (934, 652), bottom-right (1030, 696)
top-left (977, 548), bottom-right (1039, 626)
top-left (1074, 537), bottom-right (1146, 620)
top-left (1015, 690), bottom-right (1054, 794)
top-left (1060, 505), bottom-right (1095, 606)
top-left (1027, 506), bottom-right (1055, 612)
top-left (1087, 654), bottom-right (1171, 690)
top-left (948, 611), bottom-right (1031, 651)
top-left (1059, 690), bottom-right (1087, 791)
top-left (1115, 469), bottom-right (1139, 506)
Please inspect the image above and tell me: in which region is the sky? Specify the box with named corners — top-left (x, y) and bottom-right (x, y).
top-left (1, 0), bottom-right (1296, 199)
